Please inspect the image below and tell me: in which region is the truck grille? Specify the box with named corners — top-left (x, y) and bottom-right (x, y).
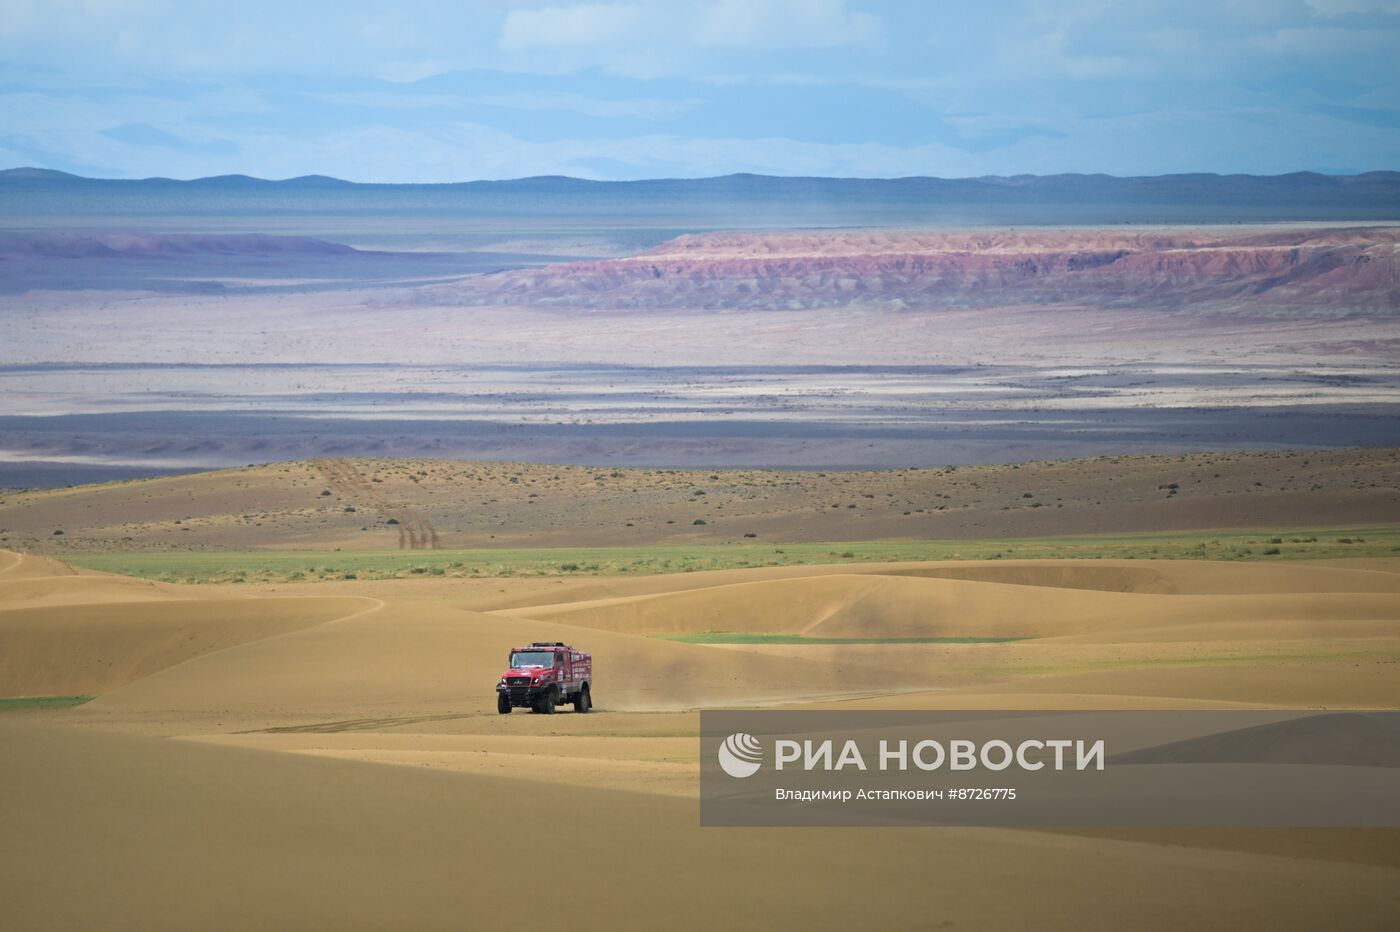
top-left (507, 677), bottom-right (531, 686)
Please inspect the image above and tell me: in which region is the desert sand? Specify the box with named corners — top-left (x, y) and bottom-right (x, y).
top-left (3, 545), bottom-right (1400, 929)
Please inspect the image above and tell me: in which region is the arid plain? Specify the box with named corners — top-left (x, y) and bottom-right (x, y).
top-left (3, 224), bottom-right (1398, 482)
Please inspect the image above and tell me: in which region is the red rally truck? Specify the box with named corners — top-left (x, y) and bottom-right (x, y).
top-left (496, 641), bottom-right (592, 714)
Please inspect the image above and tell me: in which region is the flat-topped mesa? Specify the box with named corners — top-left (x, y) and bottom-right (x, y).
top-left (422, 227), bottom-right (1400, 312)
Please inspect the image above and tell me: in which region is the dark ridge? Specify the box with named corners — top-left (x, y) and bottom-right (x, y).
top-left (4, 166), bottom-right (1398, 197)
top-left (5, 167), bottom-right (1398, 227)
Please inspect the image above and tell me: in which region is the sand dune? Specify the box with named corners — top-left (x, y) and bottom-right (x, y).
top-left (3, 548), bottom-right (1399, 928)
top-left (5, 721), bottom-right (1400, 932)
top-left (890, 562), bottom-right (1180, 593)
top-left (0, 573), bottom-right (174, 607)
top-left (0, 550), bottom-right (81, 579)
top-left (496, 568), bottom-right (1400, 641)
top-left (461, 557), bottom-right (1400, 616)
top-left (0, 547), bottom-right (1388, 717)
top-left (3, 551), bottom-right (1394, 717)
top-left (942, 662), bottom-right (1400, 708)
top-left (80, 601), bottom-right (911, 718)
top-left (0, 596), bottom-right (374, 697)
top-left (881, 559), bottom-right (1400, 595)
top-left (183, 732), bottom-right (702, 797)
top-left (1, 551), bottom-right (376, 696)
top-left (0, 553), bottom-right (195, 608)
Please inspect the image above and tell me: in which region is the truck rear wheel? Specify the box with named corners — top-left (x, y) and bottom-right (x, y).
top-left (574, 687), bottom-right (591, 713)
top-left (497, 693), bottom-right (511, 714)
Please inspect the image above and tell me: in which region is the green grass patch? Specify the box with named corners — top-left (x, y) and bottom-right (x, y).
top-left (659, 632), bottom-right (1028, 645)
top-left (0, 695), bottom-right (94, 712)
top-left (59, 523), bottom-right (1400, 584)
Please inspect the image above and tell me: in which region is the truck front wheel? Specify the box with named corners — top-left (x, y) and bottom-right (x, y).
top-left (534, 689), bottom-right (556, 714)
top-left (497, 693), bottom-right (511, 714)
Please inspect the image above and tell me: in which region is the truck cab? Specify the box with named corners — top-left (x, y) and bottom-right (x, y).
top-left (496, 641), bottom-right (592, 714)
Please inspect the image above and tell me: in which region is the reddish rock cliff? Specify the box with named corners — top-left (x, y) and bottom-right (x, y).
top-left (426, 227), bottom-right (1400, 311)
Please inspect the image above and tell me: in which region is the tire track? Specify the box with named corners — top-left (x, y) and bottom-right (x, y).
top-left (313, 459), bottom-right (439, 550)
top-left (243, 712), bottom-right (478, 734)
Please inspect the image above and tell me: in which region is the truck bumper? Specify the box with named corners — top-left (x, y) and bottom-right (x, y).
top-left (497, 684), bottom-right (549, 706)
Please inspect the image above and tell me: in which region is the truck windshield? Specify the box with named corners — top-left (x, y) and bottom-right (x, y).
top-left (510, 651), bottom-right (556, 668)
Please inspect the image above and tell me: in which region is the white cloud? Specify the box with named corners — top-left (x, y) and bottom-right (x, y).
top-left (474, 91), bottom-right (697, 118)
top-left (498, 0), bottom-right (882, 60)
top-left (1004, 28), bottom-right (1147, 79)
top-left (374, 59), bottom-right (462, 83)
top-left (9, 88), bottom-right (1399, 182)
top-left (309, 89), bottom-right (696, 119)
top-left (2, 1), bottom-right (1397, 180)
top-left (499, 3), bottom-right (646, 50)
top-left (1254, 24), bottom-right (1398, 55)
top-left (1306, 0), bottom-right (1400, 16)
top-left (0, 2), bottom-right (503, 79)
top-left (350, 10), bottom-right (431, 49)
top-left (0, 0), bottom-right (174, 38)
top-left (691, 0), bottom-right (881, 48)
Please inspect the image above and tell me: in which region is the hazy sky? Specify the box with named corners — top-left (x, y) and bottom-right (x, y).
top-left (3, 0), bottom-right (1398, 181)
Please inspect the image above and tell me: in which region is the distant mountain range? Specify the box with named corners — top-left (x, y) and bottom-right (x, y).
top-left (4, 167), bottom-right (1399, 226)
